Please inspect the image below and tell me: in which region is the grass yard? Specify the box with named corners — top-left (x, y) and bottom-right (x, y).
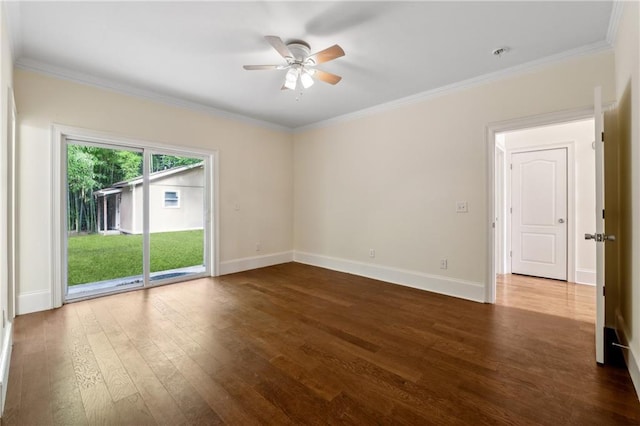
top-left (67, 230), bottom-right (204, 285)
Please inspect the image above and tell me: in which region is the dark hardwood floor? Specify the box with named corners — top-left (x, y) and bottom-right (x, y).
top-left (3, 263), bottom-right (639, 425)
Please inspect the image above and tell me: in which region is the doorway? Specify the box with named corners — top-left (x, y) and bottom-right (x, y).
top-left (487, 112), bottom-right (597, 304)
top-left (496, 119), bottom-right (596, 287)
top-left (51, 126), bottom-right (218, 304)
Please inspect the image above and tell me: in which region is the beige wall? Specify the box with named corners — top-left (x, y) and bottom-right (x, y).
top-left (294, 51), bottom-right (615, 298)
top-left (612, 0), bottom-right (640, 386)
top-left (503, 119), bottom-right (596, 285)
top-left (15, 69), bottom-right (294, 300)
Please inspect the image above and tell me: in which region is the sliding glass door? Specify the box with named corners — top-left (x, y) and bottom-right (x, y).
top-left (149, 153), bottom-right (206, 283)
top-left (64, 140), bottom-right (210, 300)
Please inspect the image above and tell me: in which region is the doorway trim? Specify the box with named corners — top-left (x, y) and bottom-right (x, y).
top-left (485, 107), bottom-right (595, 303)
top-left (51, 124), bottom-right (220, 308)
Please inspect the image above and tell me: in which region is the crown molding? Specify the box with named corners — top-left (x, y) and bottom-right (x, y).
top-left (16, 37), bottom-right (614, 136)
top-left (15, 57), bottom-right (292, 134)
top-left (606, 1), bottom-right (625, 45)
top-left (293, 40), bottom-right (613, 133)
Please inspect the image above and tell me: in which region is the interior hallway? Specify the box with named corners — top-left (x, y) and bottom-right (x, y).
top-left (496, 273), bottom-right (595, 323)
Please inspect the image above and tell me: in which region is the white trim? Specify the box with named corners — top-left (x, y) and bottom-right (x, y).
top-left (606, 1), bottom-right (625, 45)
top-left (51, 127), bottom-right (64, 309)
top-left (0, 320), bottom-right (12, 415)
top-left (294, 251), bottom-right (485, 303)
top-left (8, 88), bottom-right (17, 320)
top-left (210, 153), bottom-right (219, 277)
top-left (575, 269), bottom-right (596, 286)
top-left (142, 152), bottom-right (150, 286)
top-left (16, 58), bottom-right (291, 134)
top-left (486, 106), bottom-right (596, 303)
top-left (219, 251), bottom-right (294, 275)
top-left (17, 289), bottom-right (52, 315)
top-left (494, 145), bottom-right (506, 275)
top-left (617, 309), bottom-right (640, 400)
top-left (295, 41), bottom-right (612, 133)
top-left (506, 143), bottom-right (576, 284)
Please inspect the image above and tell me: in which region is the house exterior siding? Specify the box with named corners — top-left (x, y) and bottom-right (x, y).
top-left (115, 165), bottom-right (204, 234)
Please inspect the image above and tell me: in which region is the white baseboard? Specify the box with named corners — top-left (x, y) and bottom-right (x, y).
top-left (575, 269), bottom-right (596, 286)
top-left (0, 321), bottom-right (13, 416)
top-left (17, 290), bottom-right (52, 315)
top-left (616, 309), bottom-right (640, 400)
top-left (293, 251), bottom-right (485, 303)
top-left (219, 251), bottom-right (294, 275)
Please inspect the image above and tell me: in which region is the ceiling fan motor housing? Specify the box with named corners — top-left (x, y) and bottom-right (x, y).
top-left (287, 42), bottom-right (312, 64)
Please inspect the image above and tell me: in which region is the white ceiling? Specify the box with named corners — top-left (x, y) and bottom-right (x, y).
top-left (7, 1), bottom-right (615, 130)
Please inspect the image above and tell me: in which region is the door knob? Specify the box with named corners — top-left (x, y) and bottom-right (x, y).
top-left (585, 233), bottom-right (616, 242)
top-left (558, 218), bottom-right (565, 223)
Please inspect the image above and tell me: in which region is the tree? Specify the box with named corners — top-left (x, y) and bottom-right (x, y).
top-left (151, 154), bottom-right (200, 172)
top-left (66, 145), bottom-right (200, 233)
top-left (67, 145), bottom-right (97, 233)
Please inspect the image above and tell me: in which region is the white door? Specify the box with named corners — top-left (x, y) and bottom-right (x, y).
top-left (511, 148), bottom-right (567, 280)
top-left (590, 86), bottom-right (607, 364)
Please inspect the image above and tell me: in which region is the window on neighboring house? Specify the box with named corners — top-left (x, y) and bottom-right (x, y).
top-left (164, 190), bottom-right (180, 208)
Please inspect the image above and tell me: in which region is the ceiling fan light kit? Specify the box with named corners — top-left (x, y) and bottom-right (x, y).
top-left (243, 35), bottom-right (344, 92)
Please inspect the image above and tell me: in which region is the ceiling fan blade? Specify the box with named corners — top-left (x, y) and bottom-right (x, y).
top-left (243, 65), bottom-right (280, 70)
top-left (265, 35), bottom-right (292, 59)
top-left (307, 44), bottom-right (345, 65)
top-left (314, 69), bottom-right (342, 85)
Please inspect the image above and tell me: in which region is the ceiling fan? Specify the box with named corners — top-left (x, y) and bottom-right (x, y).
top-left (243, 35), bottom-right (345, 91)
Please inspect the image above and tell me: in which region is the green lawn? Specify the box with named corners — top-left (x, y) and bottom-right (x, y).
top-left (67, 230), bottom-right (204, 285)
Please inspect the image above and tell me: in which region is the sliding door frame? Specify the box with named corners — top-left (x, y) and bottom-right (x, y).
top-left (51, 124), bottom-right (219, 307)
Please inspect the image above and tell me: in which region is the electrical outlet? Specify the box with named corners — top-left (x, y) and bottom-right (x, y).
top-left (456, 201), bottom-right (468, 213)
top-left (256, 242), bottom-right (261, 252)
top-left (369, 249), bottom-right (375, 258)
top-left (440, 259), bottom-right (448, 269)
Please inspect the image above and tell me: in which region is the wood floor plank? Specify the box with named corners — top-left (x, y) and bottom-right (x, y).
top-left (109, 339), bottom-right (188, 426)
top-left (18, 350), bottom-right (54, 425)
top-left (86, 331), bottom-right (138, 402)
top-left (136, 342), bottom-right (224, 425)
top-left (169, 354), bottom-right (258, 425)
top-left (113, 393), bottom-right (157, 426)
top-left (4, 264), bottom-right (640, 424)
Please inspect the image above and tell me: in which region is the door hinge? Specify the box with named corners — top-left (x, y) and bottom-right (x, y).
top-left (602, 209), bottom-right (605, 219)
top-left (510, 207), bottom-right (512, 214)
top-left (510, 251), bottom-right (512, 257)
top-left (603, 286), bottom-right (606, 297)
top-left (510, 163), bottom-right (513, 170)
top-left (601, 131), bottom-right (605, 142)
